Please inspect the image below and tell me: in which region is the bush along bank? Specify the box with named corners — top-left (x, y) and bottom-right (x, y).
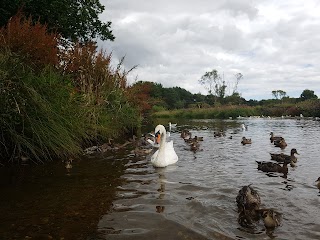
top-left (0, 13), bottom-right (141, 165)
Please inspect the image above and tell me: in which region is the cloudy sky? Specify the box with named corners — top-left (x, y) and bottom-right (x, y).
top-left (99, 0), bottom-right (320, 100)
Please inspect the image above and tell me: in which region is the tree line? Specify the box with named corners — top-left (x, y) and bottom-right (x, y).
top-left (130, 80), bottom-right (319, 114)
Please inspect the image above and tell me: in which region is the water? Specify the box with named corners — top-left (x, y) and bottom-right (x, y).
top-left (1, 118), bottom-right (320, 239)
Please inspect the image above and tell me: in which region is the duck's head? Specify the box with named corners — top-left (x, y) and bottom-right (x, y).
top-left (315, 177), bottom-right (320, 182)
top-left (291, 148), bottom-right (299, 155)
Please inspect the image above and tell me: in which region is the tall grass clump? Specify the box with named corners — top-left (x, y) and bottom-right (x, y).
top-left (60, 42), bottom-right (141, 143)
top-left (0, 51), bottom-right (87, 163)
top-left (0, 12), bottom-right (141, 164)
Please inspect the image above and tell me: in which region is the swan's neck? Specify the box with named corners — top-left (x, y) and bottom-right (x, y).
top-left (160, 132), bottom-right (166, 147)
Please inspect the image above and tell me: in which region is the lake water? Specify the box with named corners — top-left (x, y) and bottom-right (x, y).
top-left (1, 118), bottom-right (320, 239)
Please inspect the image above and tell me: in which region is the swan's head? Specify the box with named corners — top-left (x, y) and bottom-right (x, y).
top-left (155, 124), bottom-right (166, 144)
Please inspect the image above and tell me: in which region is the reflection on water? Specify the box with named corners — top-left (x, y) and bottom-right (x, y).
top-left (98, 118), bottom-right (320, 240)
top-left (0, 153), bottom-right (127, 239)
top-left (1, 119), bottom-right (320, 239)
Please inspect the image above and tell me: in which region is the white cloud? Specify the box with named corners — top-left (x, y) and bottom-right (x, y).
top-left (99, 0), bottom-right (320, 100)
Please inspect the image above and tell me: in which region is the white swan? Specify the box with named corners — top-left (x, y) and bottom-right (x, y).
top-left (151, 124), bottom-right (178, 168)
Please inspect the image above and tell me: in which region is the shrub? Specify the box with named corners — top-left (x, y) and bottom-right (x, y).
top-left (0, 11), bottom-right (59, 71)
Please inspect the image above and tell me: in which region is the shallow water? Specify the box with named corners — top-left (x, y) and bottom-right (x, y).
top-left (98, 118), bottom-right (320, 240)
top-left (1, 118), bottom-right (320, 239)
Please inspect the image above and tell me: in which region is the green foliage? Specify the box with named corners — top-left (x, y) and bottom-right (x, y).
top-left (153, 105), bottom-right (259, 119)
top-left (0, 0), bottom-right (114, 42)
top-left (0, 52), bottom-right (87, 162)
top-left (0, 16), bottom-right (140, 164)
top-left (300, 89), bottom-right (318, 101)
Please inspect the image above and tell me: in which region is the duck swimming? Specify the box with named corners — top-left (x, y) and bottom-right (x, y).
top-left (236, 185), bottom-right (261, 227)
top-left (256, 161), bottom-right (288, 175)
top-left (270, 132), bottom-right (283, 143)
top-left (315, 177), bottom-right (320, 192)
top-left (273, 138), bottom-right (287, 149)
top-left (261, 209), bottom-right (282, 229)
top-left (241, 137), bottom-right (252, 145)
top-left (151, 124), bottom-right (178, 168)
top-left (181, 129), bottom-right (191, 139)
top-left (270, 148), bottom-right (299, 164)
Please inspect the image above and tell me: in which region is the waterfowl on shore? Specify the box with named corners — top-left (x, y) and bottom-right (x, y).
top-left (315, 177), bottom-right (320, 192)
top-left (241, 137), bottom-right (252, 145)
top-left (256, 161), bottom-right (288, 175)
top-left (261, 209), bottom-right (282, 229)
top-left (270, 148), bottom-right (299, 164)
top-left (270, 132), bottom-right (283, 143)
top-left (236, 185), bottom-right (261, 227)
top-left (273, 138), bottom-right (287, 149)
top-left (151, 124), bottom-right (178, 168)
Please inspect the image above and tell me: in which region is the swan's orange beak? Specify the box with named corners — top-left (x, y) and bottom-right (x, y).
top-left (155, 132), bottom-right (161, 144)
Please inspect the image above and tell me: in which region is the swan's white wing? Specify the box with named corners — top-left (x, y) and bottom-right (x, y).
top-left (165, 141), bottom-right (178, 165)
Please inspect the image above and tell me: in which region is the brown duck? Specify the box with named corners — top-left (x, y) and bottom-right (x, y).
top-left (236, 185), bottom-right (261, 227)
top-left (270, 132), bottom-right (283, 143)
top-left (181, 129), bottom-right (191, 139)
top-left (315, 177), bottom-right (320, 192)
top-left (261, 209), bottom-right (282, 229)
top-left (270, 148), bottom-right (299, 164)
top-left (273, 138), bottom-right (287, 149)
top-left (241, 137), bottom-right (252, 145)
top-left (256, 161), bottom-right (288, 175)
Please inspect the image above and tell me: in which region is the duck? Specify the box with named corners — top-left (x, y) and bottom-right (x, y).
top-left (65, 158), bottom-right (73, 172)
top-left (270, 132), bottom-right (283, 143)
top-left (315, 177), bottom-right (320, 192)
top-left (270, 148), bottom-right (299, 164)
top-left (236, 185), bottom-right (261, 227)
top-left (184, 135), bottom-right (203, 144)
top-left (214, 131), bottom-right (225, 137)
top-left (261, 209), bottom-right (282, 229)
top-left (151, 124), bottom-right (178, 168)
top-left (256, 161), bottom-right (288, 175)
top-left (190, 141), bottom-right (201, 152)
top-left (181, 129), bottom-right (192, 139)
top-left (241, 137), bottom-right (252, 145)
top-left (273, 138), bottom-right (287, 149)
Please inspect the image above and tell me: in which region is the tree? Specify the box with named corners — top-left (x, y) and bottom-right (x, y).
top-left (300, 89), bottom-right (318, 100)
top-left (199, 69), bottom-right (219, 95)
top-left (232, 73), bottom-right (243, 94)
top-left (0, 0), bottom-right (114, 42)
top-left (199, 69), bottom-right (226, 103)
top-left (272, 90), bottom-right (286, 100)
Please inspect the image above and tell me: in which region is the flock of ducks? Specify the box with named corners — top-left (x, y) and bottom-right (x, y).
top-left (181, 129), bottom-right (204, 152)
top-left (236, 130), bottom-right (296, 231)
top-left (67, 121), bottom-right (320, 235)
top-left (254, 132), bottom-right (299, 177)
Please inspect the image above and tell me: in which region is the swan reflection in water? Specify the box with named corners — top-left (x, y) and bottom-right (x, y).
top-left (154, 166), bottom-right (177, 213)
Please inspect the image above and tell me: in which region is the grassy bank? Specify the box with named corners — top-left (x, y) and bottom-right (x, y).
top-left (0, 14), bottom-right (141, 164)
top-left (153, 100), bottom-right (320, 119)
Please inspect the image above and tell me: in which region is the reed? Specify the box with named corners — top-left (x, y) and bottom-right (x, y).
top-left (153, 105), bottom-right (260, 119)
